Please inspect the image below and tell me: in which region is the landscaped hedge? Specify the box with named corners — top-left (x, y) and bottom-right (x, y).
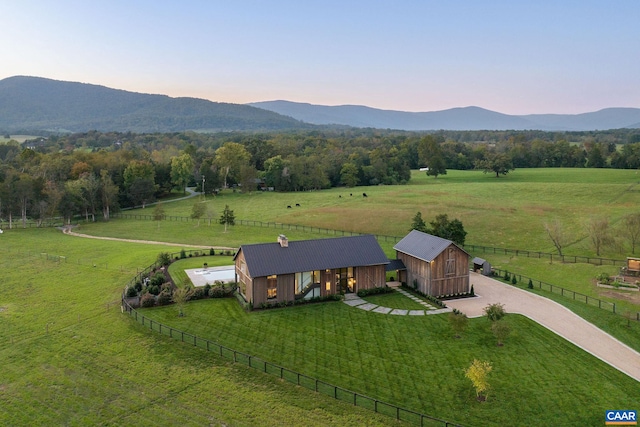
top-left (258, 294), bottom-right (343, 310)
top-left (357, 286), bottom-right (393, 298)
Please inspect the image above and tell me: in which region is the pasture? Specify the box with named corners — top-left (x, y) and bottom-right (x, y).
top-left (2, 168), bottom-right (640, 426)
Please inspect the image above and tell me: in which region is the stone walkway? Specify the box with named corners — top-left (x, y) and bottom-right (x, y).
top-left (446, 272), bottom-right (640, 382)
top-left (343, 288), bottom-right (452, 316)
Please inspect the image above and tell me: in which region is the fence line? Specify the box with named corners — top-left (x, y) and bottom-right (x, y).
top-left (492, 267), bottom-right (640, 322)
top-left (121, 263), bottom-right (461, 427)
top-left (112, 213), bottom-right (627, 266)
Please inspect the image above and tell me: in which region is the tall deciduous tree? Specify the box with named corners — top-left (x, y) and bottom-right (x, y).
top-left (586, 217), bottom-right (614, 256)
top-left (340, 162), bottom-right (359, 187)
top-left (474, 152), bottom-right (514, 177)
top-left (170, 153), bottom-right (195, 194)
top-left (99, 170), bottom-right (119, 220)
top-left (214, 142), bottom-right (251, 189)
top-left (544, 219), bottom-right (568, 256)
top-left (623, 212), bottom-right (640, 254)
top-left (418, 135), bottom-right (447, 178)
top-left (153, 202), bottom-right (165, 229)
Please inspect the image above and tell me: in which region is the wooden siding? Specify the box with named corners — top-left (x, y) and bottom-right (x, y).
top-left (396, 244), bottom-right (469, 297)
top-left (252, 277), bottom-right (268, 306)
top-left (354, 265), bottom-right (386, 291)
top-left (276, 274), bottom-right (295, 303)
top-left (234, 250), bottom-right (253, 303)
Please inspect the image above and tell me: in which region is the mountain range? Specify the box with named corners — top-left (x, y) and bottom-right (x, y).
top-left (1, 76), bottom-right (638, 133)
top-left (0, 76), bottom-right (307, 133)
top-left (249, 101), bottom-right (640, 131)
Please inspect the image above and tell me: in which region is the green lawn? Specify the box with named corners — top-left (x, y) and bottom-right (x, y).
top-left (0, 229), bottom-right (400, 427)
top-left (139, 297), bottom-right (640, 427)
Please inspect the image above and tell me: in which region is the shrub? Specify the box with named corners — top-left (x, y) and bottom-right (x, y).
top-left (157, 290), bottom-right (173, 306)
top-left (150, 272), bottom-right (166, 288)
top-left (528, 278), bottom-right (534, 289)
top-left (596, 272), bottom-right (611, 285)
top-left (204, 283), bottom-right (212, 297)
top-left (484, 303), bottom-right (506, 322)
top-left (511, 275), bottom-right (517, 285)
top-left (470, 284), bottom-right (475, 296)
top-left (180, 249), bottom-right (186, 259)
top-left (156, 252), bottom-right (171, 266)
top-left (140, 293), bottom-right (156, 308)
top-left (191, 287), bottom-right (206, 300)
top-left (147, 285), bottom-right (160, 296)
top-left (134, 281), bottom-right (143, 292)
top-left (209, 248), bottom-right (215, 255)
top-left (125, 286), bottom-right (138, 298)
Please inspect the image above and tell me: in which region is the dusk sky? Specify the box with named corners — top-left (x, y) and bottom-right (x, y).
top-left (2, 1), bottom-right (639, 115)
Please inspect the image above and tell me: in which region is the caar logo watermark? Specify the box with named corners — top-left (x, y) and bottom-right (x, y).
top-left (605, 410), bottom-right (637, 426)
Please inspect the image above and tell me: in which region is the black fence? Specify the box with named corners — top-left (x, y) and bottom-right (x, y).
top-left (492, 268), bottom-right (640, 322)
top-left (465, 244), bottom-right (626, 267)
top-left (121, 261), bottom-right (461, 427)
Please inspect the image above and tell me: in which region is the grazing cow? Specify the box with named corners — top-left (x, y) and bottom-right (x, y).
top-left (287, 205), bottom-right (292, 209)
top-left (295, 203), bottom-right (300, 207)
top-left (339, 195), bottom-right (342, 198)
top-left (350, 193), bottom-right (352, 196)
top-left (362, 193), bottom-right (368, 197)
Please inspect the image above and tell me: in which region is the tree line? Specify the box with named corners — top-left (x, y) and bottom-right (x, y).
top-left (1, 128), bottom-right (639, 227)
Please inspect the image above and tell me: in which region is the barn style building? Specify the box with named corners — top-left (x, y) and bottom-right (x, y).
top-left (234, 234), bottom-right (389, 306)
top-left (394, 230), bottom-right (470, 297)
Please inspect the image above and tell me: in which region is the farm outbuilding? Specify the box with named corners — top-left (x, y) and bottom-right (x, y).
top-left (473, 257), bottom-right (491, 276)
top-left (394, 230), bottom-right (470, 297)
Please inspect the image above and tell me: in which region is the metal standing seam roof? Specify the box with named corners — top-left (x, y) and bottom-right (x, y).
top-left (236, 235), bottom-right (390, 278)
top-left (394, 229), bottom-right (467, 262)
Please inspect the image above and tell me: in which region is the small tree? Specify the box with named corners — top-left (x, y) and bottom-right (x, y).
top-left (448, 311), bottom-right (469, 338)
top-left (191, 201), bottom-right (206, 226)
top-left (484, 303), bottom-right (506, 322)
top-left (544, 219), bottom-right (567, 257)
top-left (153, 202), bottom-right (165, 229)
top-left (219, 204), bottom-right (235, 232)
top-left (172, 285), bottom-right (194, 317)
top-left (511, 275), bottom-right (517, 285)
top-left (492, 321), bottom-right (511, 346)
top-left (528, 278), bottom-right (534, 289)
top-left (465, 359), bottom-right (492, 401)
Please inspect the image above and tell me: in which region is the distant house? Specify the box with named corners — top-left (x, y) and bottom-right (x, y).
top-left (394, 230), bottom-right (470, 297)
top-left (234, 234), bottom-right (389, 306)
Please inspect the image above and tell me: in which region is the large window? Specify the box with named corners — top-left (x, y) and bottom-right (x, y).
top-left (295, 271), bottom-right (320, 298)
top-left (267, 275), bottom-right (277, 299)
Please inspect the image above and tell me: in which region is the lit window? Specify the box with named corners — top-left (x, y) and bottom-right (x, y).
top-left (267, 275), bottom-right (277, 299)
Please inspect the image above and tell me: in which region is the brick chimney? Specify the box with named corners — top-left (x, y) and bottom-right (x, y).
top-left (278, 234), bottom-right (288, 248)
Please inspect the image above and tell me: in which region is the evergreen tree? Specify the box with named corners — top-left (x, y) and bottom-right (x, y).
top-left (219, 204), bottom-right (235, 232)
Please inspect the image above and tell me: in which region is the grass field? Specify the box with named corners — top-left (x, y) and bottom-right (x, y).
top-left (138, 297), bottom-right (639, 426)
top-left (2, 168), bottom-right (640, 426)
top-left (81, 168), bottom-right (640, 259)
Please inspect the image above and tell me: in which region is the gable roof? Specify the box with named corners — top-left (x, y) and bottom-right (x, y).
top-left (236, 235), bottom-right (389, 278)
top-left (394, 229), bottom-right (468, 262)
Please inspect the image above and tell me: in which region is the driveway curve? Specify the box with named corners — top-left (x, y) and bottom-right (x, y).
top-left (446, 272), bottom-right (640, 382)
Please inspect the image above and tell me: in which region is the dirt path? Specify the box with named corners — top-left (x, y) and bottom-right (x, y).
top-left (62, 228), bottom-right (236, 251)
top-left (446, 272), bottom-right (640, 382)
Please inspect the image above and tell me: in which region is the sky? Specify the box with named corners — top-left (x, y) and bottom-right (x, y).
top-left (1, 1), bottom-right (639, 115)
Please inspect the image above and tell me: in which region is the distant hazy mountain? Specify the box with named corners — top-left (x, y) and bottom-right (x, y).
top-left (249, 100), bottom-right (640, 131)
top-left (0, 76), bottom-right (308, 133)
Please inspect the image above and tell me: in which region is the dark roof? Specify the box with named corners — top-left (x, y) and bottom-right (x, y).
top-left (394, 230), bottom-right (468, 262)
top-left (237, 235), bottom-right (389, 278)
top-left (386, 259), bottom-right (406, 271)
top-left (472, 257), bottom-right (488, 265)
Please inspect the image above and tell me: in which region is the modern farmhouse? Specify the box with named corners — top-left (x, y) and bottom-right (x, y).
top-left (234, 230), bottom-right (471, 307)
top-left (394, 230), bottom-right (470, 297)
top-left (234, 234), bottom-right (389, 306)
